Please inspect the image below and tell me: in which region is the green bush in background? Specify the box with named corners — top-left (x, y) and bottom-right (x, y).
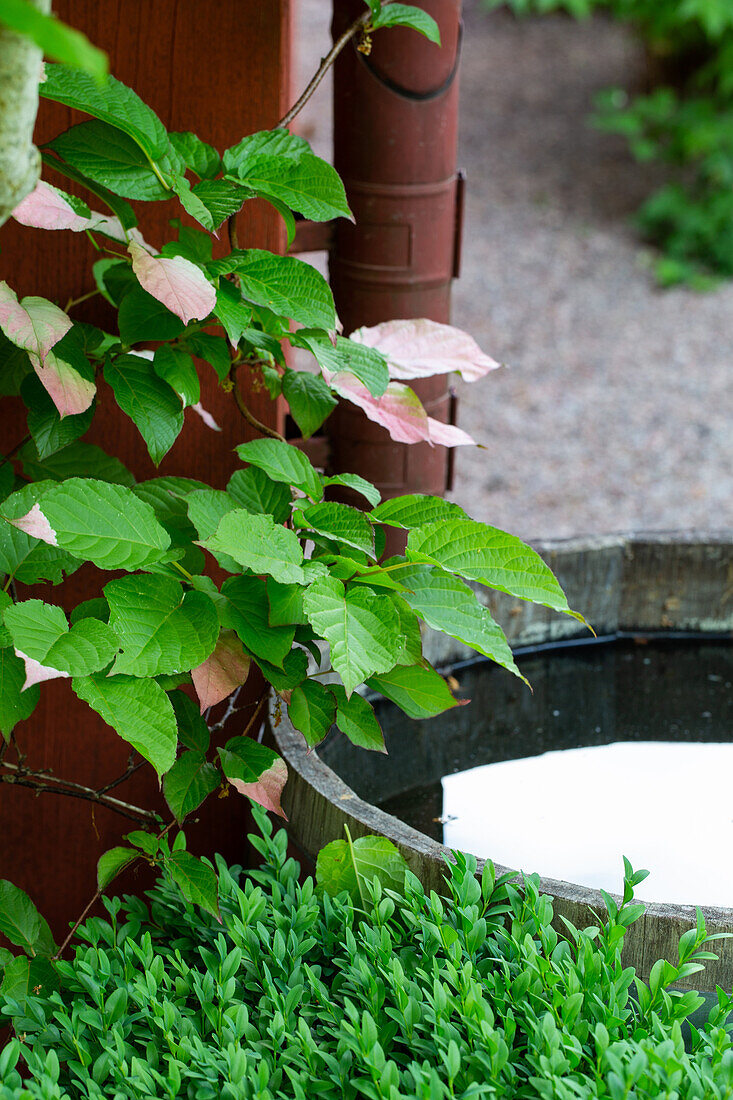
top-left (484, 0), bottom-right (733, 286)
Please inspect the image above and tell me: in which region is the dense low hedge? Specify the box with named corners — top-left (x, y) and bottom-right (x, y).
top-left (2, 810), bottom-right (733, 1099)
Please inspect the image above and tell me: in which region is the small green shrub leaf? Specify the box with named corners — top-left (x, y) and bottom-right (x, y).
top-left (370, 2), bottom-right (441, 41)
top-left (0, 647), bottom-right (40, 738)
top-left (49, 121), bottom-right (170, 201)
top-left (230, 152), bottom-right (352, 222)
top-left (220, 576), bottom-right (295, 668)
top-left (282, 368), bottom-right (337, 438)
top-left (4, 599), bottom-right (118, 683)
top-left (226, 466), bottom-right (292, 524)
top-left (372, 494), bottom-right (467, 529)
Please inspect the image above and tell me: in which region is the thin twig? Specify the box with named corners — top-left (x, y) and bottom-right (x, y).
top-left (276, 9), bottom-right (374, 130)
top-left (232, 364), bottom-right (286, 442)
top-left (0, 434), bottom-right (30, 470)
top-left (209, 685), bottom-right (245, 734)
top-left (1, 762), bottom-right (158, 824)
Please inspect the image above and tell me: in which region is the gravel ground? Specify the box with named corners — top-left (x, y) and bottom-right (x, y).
top-left (295, 1), bottom-right (732, 540)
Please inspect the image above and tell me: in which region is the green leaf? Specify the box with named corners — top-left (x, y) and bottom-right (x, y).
top-left (396, 564), bottom-right (524, 679)
top-left (185, 332), bottom-right (231, 382)
top-left (266, 579), bottom-right (306, 626)
top-left (117, 287), bottom-right (185, 344)
top-left (188, 179), bottom-right (249, 230)
top-left (42, 151), bottom-right (138, 229)
top-left (214, 280), bottom-right (253, 346)
top-left (218, 736), bottom-right (287, 817)
top-left (222, 129), bottom-right (311, 174)
top-left (105, 574), bottom-right (218, 677)
top-left (209, 250), bottom-right (336, 330)
top-left (41, 65), bottom-right (169, 158)
top-left (0, 329), bottom-right (32, 397)
top-left (0, 881), bottom-right (54, 956)
top-left (97, 847), bottom-right (138, 891)
top-left (288, 680), bottom-right (336, 747)
top-left (367, 663), bottom-right (463, 719)
top-left (169, 689), bottom-right (210, 752)
top-left (18, 439), bottom-right (135, 486)
top-left (0, 955), bottom-right (58, 1011)
top-left (21, 373), bottom-right (94, 460)
top-left (370, 2), bottom-right (441, 41)
top-left (72, 674), bottom-right (177, 776)
top-left (4, 600), bottom-right (118, 677)
top-left (0, 482), bottom-right (82, 586)
top-left (323, 473), bottom-right (381, 507)
top-left (235, 438), bottom-right (322, 501)
top-left (186, 489), bottom-right (241, 540)
top-left (316, 833), bottom-right (408, 903)
top-left (407, 519), bottom-right (586, 621)
top-left (161, 223), bottom-right (213, 265)
top-left (220, 576), bottom-right (296, 668)
top-left (93, 258), bottom-right (135, 306)
top-left (391, 595), bottom-right (423, 666)
top-left (153, 346), bottom-right (200, 408)
top-left (202, 510), bottom-right (306, 585)
top-left (371, 494), bottom-right (467, 529)
top-left (282, 369), bottom-right (337, 438)
top-left (0, 2), bottom-right (107, 77)
top-left (231, 152), bottom-right (352, 222)
top-left (294, 331), bottom-right (389, 397)
top-left (49, 121), bottom-right (170, 201)
top-left (330, 684), bottom-right (385, 752)
top-left (303, 577), bottom-right (400, 696)
top-left (103, 354), bottom-right (184, 465)
top-left (0, 648), bottom-right (39, 739)
top-left (164, 751), bottom-right (220, 823)
top-left (227, 466), bottom-right (292, 523)
top-left (38, 479), bottom-right (170, 570)
top-left (256, 646), bottom-right (308, 692)
top-left (0, 591), bottom-right (11, 648)
top-left (168, 132), bottom-right (221, 179)
top-left (165, 852), bottom-right (220, 920)
top-left (295, 501), bottom-right (375, 558)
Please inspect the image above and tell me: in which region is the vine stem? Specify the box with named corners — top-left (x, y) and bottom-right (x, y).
top-left (276, 8), bottom-right (375, 130)
top-left (231, 364), bottom-right (286, 442)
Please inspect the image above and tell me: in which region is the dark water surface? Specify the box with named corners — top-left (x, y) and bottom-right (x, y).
top-left (319, 638), bottom-right (733, 906)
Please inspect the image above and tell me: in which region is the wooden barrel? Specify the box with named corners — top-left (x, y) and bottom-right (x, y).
top-left (272, 531), bottom-right (733, 990)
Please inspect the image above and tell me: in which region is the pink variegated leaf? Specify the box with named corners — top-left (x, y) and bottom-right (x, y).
top-left (219, 739), bottom-right (288, 819)
top-left (6, 503), bottom-right (58, 546)
top-left (192, 631), bottom-right (251, 712)
top-left (190, 402), bottom-right (221, 432)
top-left (228, 757), bottom-right (288, 818)
top-left (12, 180), bottom-right (94, 232)
top-left (16, 651), bottom-right (70, 691)
top-left (35, 347), bottom-right (96, 418)
top-left (427, 417), bottom-right (476, 447)
top-left (11, 180), bottom-right (138, 246)
top-left (129, 241), bottom-right (216, 325)
top-left (0, 281), bottom-right (71, 367)
top-left (350, 318), bottom-right (500, 382)
top-left (327, 371), bottom-right (431, 445)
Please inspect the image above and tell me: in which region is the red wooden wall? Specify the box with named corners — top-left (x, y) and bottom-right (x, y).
top-left (0, 0), bottom-right (293, 938)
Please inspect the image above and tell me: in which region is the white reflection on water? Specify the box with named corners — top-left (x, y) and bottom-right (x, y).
top-left (442, 741), bottom-right (733, 907)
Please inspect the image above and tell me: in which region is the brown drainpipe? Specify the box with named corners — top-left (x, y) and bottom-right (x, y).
top-left (327, 0), bottom-right (463, 521)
